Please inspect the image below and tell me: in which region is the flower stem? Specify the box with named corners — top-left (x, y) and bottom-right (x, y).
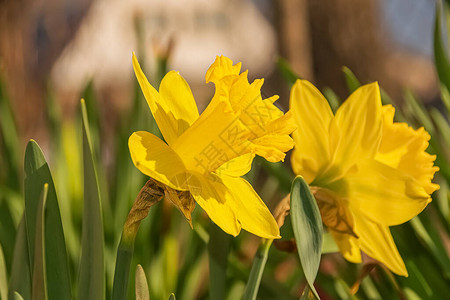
top-left (243, 239), bottom-right (273, 300)
top-left (112, 179), bottom-right (164, 300)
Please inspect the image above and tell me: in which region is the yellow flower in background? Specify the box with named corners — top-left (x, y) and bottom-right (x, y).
top-left (129, 53), bottom-right (296, 239)
top-left (289, 80), bottom-right (439, 276)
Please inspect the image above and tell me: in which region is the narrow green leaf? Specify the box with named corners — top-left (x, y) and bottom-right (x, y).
top-left (78, 99), bottom-right (105, 300)
top-left (13, 292), bottom-right (24, 300)
top-left (276, 57), bottom-right (300, 86)
top-left (32, 184), bottom-right (48, 300)
top-left (290, 176), bottom-right (323, 299)
top-left (403, 90), bottom-right (435, 134)
top-left (0, 243), bottom-right (7, 300)
top-left (434, 0), bottom-right (450, 92)
top-left (430, 107), bottom-right (450, 146)
top-left (242, 239), bottom-right (273, 300)
top-left (208, 223), bottom-right (232, 300)
top-left (8, 216), bottom-right (31, 300)
top-left (300, 285), bottom-right (316, 300)
top-left (168, 293), bottom-right (176, 300)
top-left (440, 84), bottom-right (450, 114)
top-left (342, 66), bottom-right (361, 93)
top-left (0, 198), bottom-right (17, 277)
top-left (135, 264), bottom-right (149, 300)
top-left (0, 75), bottom-right (20, 190)
top-left (321, 87), bottom-right (340, 113)
top-left (24, 140), bottom-right (71, 299)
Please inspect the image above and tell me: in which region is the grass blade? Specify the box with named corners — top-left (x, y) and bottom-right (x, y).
top-left (0, 243), bottom-right (7, 300)
top-left (208, 223), bottom-right (231, 300)
top-left (78, 99), bottom-right (105, 300)
top-left (342, 66), bottom-right (361, 93)
top-left (24, 140), bottom-right (71, 300)
top-left (13, 292), bottom-right (24, 300)
top-left (32, 184), bottom-right (48, 300)
top-left (8, 216), bottom-right (31, 300)
top-left (242, 239), bottom-right (273, 300)
top-left (290, 176), bottom-right (323, 299)
top-left (434, 0), bottom-right (450, 92)
top-left (135, 264), bottom-right (149, 300)
top-left (276, 57), bottom-right (300, 86)
top-left (168, 293), bottom-right (176, 300)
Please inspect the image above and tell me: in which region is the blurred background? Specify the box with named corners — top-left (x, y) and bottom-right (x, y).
top-left (2, 0), bottom-right (450, 299)
top-left (0, 0), bottom-right (439, 151)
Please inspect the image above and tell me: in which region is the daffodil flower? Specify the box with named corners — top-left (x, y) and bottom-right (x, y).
top-left (129, 54), bottom-right (296, 239)
top-left (289, 80), bottom-right (439, 276)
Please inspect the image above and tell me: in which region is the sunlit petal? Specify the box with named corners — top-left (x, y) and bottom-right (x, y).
top-left (186, 173), bottom-right (241, 236)
top-left (128, 131), bottom-right (189, 190)
top-left (354, 214), bottom-right (408, 276)
top-left (327, 82), bottom-right (383, 181)
top-left (221, 175), bottom-right (280, 239)
top-left (344, 158), bottom-right (430, 226)
top-left (289, 80), bottom-right (334, 183)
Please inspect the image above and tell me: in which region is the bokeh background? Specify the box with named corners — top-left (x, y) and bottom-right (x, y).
top-left (0, 0), bottom-right (439, 150)
top-left (1, 1), bottom-right (449, 299)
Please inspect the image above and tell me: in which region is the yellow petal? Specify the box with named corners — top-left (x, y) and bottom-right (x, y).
top-left (215, 153), bottom-right (255, 177)
top-left (132, 53), bottom-right (199, 145)
top-left (159, 70), bottom-right (199, 135)
top-left (128, 131), bottom-right (189, 190)
top-left (376, 105), bottom-right (439, 195)
top-left (353, 214), bottom-right (408, 276)
top-left (330, 230), bottom-right (361, 263)
top-left (220, 175), bottom-right (281, 239)
top-left (344, 158), bottom-right (430, 226)
top-left (205, 55), bottom-right (242, 84)
top-left (289, 80), bottom-right (334, 184)
top-left (326, 82), bottom-right (383, 182)
top-left (172, 101), bottom-right (247, 173)
top-left (186, 173), bottom-right (241, 236)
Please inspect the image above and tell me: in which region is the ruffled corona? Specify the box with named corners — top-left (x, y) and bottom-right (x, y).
top-left (129, 53), bottom-right (296, 238)
top-left (289, 79), bottom-right (439, 276)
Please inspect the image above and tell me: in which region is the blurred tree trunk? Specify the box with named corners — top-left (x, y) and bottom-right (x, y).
top-left (276, 0), bottom-right (437, 102)
top-left (0, 0), bottom-right (91, 144)
top-left (306, 0), bottom-right (384, 97)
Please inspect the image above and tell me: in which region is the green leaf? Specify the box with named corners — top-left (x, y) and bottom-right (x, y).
top-left (290, 176), bottom-right (323, 299)
top-left (403, 90), bottom-right (435, 134)
top-left (0, 198), bottom-right (17, 277)
top-left (430, 107), bottom-right (450, 147)
top-left (242, 239), bottom-right (273, 300)
top-left (434, 0), bottom-right (450, 92)
top-left (342, 66), bottom-right (361, 93)
top-left (168, 293), bottom-right (176, 300)
top-left (321, 87), bottom-right (340, 113)
top-left (8, 216), bottom-right (31, 300)
top-left (208, 223), bottom-right (232, 300)
top-left (276, 57), bottom-right (300, 86)
top-left (32, 184), bottom-right (48, 300)
top-left (135, 264), bottom-right (149, 300)
top-left (0, 75), bottom-right (20, 190)
top-left (78, 99), bottom-right (105, 300)
top-left (0, 243), bottom-right (7, 300)
top-left (24, 140), bottom-right (71, 300)
top-left (13, 292), bottom-right (24, 300)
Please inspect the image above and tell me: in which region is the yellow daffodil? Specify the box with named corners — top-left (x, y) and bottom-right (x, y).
top-left (129, 53), bottom-right (296, 239)
top-left (289, 79), bottom-right (439, 276)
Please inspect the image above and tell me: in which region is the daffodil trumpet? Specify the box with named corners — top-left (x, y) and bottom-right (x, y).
top-left (289, 79), bottom-right (439, 276)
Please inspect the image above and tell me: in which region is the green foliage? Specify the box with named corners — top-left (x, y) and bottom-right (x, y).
top-left (78, 100), bottom-right (105, 300)
top-left (291, 176), bottom-right (323, 299)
